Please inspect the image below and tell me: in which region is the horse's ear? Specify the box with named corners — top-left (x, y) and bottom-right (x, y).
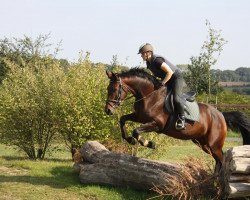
top-left (106, 70), bottom-right (117, 80)
top-left (106, 70), bottom-right (112, 79)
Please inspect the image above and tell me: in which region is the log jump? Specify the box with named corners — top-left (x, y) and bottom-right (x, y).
top-left (73, 141), bottom-right (183, 190)
top-left (74, 141), bottom-right (250, 199)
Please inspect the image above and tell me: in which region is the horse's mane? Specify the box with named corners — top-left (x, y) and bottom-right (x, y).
top-left (118, 68), bottom-right (161, 88)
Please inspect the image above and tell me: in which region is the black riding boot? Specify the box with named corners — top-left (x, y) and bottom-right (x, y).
top-left (175, 114), bottom-right (186, 130)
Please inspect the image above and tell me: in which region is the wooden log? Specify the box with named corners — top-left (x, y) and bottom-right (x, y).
top-left (227, 145), bottom-right (250, 159)
top-left (229, 174), bottom-right (250, 182)
top-left (221, 145), bottom-right (250, 199)
top-left (75, 141), bottom-right (183, 190)
top-left (230, 157), bottom-right (250, 174)
top-left (228, 182), bottom-right (250, 198)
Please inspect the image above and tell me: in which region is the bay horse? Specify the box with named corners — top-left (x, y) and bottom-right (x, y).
top-left (104, 68), bottom-right (250, 174)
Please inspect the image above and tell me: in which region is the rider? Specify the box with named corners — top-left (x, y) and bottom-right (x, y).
top-left (138, 43), bottom-right (185, 130)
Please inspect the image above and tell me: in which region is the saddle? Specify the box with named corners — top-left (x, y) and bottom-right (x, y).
top-left (165, 90), bottom-right (200, 122)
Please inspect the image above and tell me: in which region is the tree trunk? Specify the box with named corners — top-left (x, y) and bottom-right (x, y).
top-left (74, 141), bottom-right (183, 190)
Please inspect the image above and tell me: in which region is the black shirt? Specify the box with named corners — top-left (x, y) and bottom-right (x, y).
top-left (146, 54), bottom-right (178, 80)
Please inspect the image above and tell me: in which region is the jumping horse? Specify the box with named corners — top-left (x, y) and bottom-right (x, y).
top-left (104, 68), bottom-right (250, 174)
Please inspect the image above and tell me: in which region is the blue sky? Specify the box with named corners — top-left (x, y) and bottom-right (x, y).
top-left (1, 0), bottom-right (250, 70)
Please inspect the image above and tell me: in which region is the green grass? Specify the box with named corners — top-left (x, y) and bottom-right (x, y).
top-left (0, 135), bottom-right (242, 200)
top-left (0, 144), bottom-right (153, 200)
top-left (227, 130), bottom-right (241, 137)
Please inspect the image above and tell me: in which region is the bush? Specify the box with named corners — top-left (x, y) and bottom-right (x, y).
top-left (56, 56), bottom-right (120, 149)
top-left (0, 57), bottom-right (64, 159)
top-left (0, 48), bottom-right (120, 159)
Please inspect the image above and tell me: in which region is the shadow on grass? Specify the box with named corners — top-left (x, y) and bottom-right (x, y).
top-left (2, 155), bottom-right (72, 163)
top-left (0, 165), bottom-right (156, 199)
top-left (0, 166), bottom-right (80, 188)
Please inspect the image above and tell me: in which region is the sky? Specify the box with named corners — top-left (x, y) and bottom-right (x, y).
top-left (1, 0), bottom-right (250, 70)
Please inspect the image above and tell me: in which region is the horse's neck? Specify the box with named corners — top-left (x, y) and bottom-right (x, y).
top-left (125, 77), bottom-right (155, 98)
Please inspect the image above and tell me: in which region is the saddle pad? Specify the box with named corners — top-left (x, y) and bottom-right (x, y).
top-left (165, 94), bottom-right (200, 122)
top-left (183, 101), bottom-right (200, 122)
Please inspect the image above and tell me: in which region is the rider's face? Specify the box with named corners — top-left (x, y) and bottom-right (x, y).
top-left (141, 52), bottom-right (147, 61)
top-left (141, 51), bottom-right (151, 61)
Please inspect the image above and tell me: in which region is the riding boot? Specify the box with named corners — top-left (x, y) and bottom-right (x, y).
top-left (175, 114), bottom-right (186, 130)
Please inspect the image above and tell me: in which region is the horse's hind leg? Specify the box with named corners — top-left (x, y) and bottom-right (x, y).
top-left (208, 112), bottom-right (227, 174)
top-left (211, 148), bottom-right (223, 175)
top-left (192, 139), bottom-right (221, 171)
top-left (208, 133), bottom-right (225, 175)
top-left (132, 121), bottom-right (161, 149)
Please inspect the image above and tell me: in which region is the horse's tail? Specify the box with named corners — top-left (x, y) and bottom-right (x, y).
top-left (222, 111), bottom-right (250, 145)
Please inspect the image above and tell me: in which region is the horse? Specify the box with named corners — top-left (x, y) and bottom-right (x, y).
top-left (104, 68), bottom-right (250, 174)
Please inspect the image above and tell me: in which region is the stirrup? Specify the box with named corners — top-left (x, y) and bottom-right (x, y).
top-left (175, 118), bottom-right (186, 130)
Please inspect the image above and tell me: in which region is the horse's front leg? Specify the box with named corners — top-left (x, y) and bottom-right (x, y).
top-left (132, 121), bottom-right (161, 149)
top-left (120, 113), bottom-right (138, 145)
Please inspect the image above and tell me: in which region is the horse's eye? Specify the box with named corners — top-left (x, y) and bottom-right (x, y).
top-left (108, 85), bottom-right (115, 93)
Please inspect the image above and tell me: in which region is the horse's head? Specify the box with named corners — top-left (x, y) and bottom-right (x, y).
top-left (105, 71), bottom-right (129, 115)
top-left (105, 68), bottom-right (162, 115)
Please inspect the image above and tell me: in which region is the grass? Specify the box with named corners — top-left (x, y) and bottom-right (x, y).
top-left (223, 86), bottom-right (250, 94)
top-left (0, 144), bottom-right (152, 200)
top-left (227, 129), bottom-right (242, 138)
top-left (0, 135), bottom-right (242, 200)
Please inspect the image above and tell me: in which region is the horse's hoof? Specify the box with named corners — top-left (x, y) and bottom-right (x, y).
top-left (127, 136), bottom-right (136, 145)
top-left (147, 141), bottom-right (156, 149)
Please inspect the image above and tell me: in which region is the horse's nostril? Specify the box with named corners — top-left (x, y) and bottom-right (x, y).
top-left (105, 107), bottom-right (111, 115)
top-left (106, 108), bottom-right (114, 115)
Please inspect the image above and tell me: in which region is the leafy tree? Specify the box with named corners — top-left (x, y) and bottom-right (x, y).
top-left (107, 55), bottom-right (119, 71)
top-left (0, 44), bottom-right (120, 159)
top-left (107, 55), bottom-right (129, 72)
top-left (185, 56), bottom-right (208, 94)
top-left (235, 67), bottom-right (250, 82)
top-left (0, 34), bottom-right (62, 83)
top-left (0, 35), bottom-right (146, 160)
top-left (0, 34), bottom-right (64, 159)
top-left (0, 57), bottom-right (65, 159)
top-left (212, 69), bottom-right (240, 82)
top-left (184, 20), bottom-right (227, 98)
top-left (211, 68), bottom-right (250, 82)
top-left (55, 54), bottom-right (119, 149)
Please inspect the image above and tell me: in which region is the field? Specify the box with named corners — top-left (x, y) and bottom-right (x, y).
top-left (222, 85), bottom-right (250, 96)
top-left (0, 134), bottom-right (242, 200)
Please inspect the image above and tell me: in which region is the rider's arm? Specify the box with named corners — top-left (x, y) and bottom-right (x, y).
top-left (161, 62), bottom-right (173, 85)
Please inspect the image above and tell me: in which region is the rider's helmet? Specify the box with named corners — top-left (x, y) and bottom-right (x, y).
top-left (138, 43), bottom-right (153, 54)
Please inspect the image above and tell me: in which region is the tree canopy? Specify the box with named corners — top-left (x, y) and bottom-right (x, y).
top-left (211, 67), bottom-right (250, 82)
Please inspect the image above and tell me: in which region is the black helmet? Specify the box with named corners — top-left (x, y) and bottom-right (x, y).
top-left (138, 43), bottom-right (153, 54)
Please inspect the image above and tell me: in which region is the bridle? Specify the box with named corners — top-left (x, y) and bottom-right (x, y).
top-left (106, 77), bottom-right (159, 109)
top-left (106, 77), bottom-right (134, 109)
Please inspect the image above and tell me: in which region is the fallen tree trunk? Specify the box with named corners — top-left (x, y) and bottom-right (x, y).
top-left (74, 141), bottom-right (183, 190)
top-left (221, 145), bottom-right (250, 199)
top-left (74, 141), bottom-right (219, 199)
top-left (74, 142), bottom-right (250, 199)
